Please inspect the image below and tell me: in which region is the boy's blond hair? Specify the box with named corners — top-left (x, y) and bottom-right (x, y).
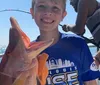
top-left (31, 0), bottom-right (66, 11)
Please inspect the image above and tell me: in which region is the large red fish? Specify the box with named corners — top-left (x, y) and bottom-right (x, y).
top-left (0, 17), bottom-right (53, 85)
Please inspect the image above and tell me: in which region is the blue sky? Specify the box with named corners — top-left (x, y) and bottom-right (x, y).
top-left (0, 0), bottom-right (99, 46)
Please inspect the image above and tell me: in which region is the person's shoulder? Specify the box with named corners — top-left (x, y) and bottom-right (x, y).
top-left (61, 33), bottom-right (87, 46)
top-left (61, 32), bottom-right (84, 40)
top-left (61, 32), bottom-right (86, 44)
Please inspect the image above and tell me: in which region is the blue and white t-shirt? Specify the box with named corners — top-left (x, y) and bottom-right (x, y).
top-left (37, 33), bottom-right (98, 85)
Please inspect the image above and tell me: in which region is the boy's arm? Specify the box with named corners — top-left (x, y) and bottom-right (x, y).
top-left (79, 38), bottom-right (99, 83)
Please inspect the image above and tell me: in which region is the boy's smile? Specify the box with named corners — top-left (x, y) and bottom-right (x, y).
top-left (30, 0), bottom-right (66, 31)
top-left (41, 17), bottom-right (54, 24)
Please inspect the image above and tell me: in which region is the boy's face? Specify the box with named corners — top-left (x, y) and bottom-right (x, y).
top-left (30, 0), bottom-right (66, 31)
top-left (70, 0), bottom-right (78, 12)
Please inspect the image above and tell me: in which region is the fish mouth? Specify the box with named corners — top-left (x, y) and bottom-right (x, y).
top-left (28, 39), bottom-right (54, 59)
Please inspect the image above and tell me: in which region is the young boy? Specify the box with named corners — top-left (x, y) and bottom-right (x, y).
top-left (30, 0), bottom-right (98, 84)
top-left (0, 0), bottom-right (98, 85)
